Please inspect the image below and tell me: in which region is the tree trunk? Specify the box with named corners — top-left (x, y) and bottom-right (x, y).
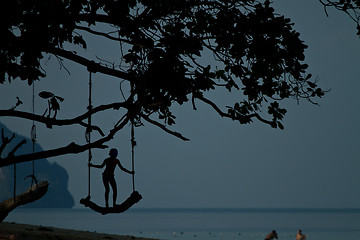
top-left (0, 180), bottom-right (49, 222)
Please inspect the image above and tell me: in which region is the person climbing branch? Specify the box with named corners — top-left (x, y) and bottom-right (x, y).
top-left (89, 148), bottom-right (134, 208)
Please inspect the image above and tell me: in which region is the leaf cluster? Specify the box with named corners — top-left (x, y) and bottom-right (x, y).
top-left (1, 0), bottom-right (327, 131)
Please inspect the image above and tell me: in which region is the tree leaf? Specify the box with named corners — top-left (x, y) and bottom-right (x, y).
top-left (55, 96), bottom-right (65, 102)
top-left (39, 91), bottom-right (54, 99)
top-left (277, 121), bottom-right (284, 130)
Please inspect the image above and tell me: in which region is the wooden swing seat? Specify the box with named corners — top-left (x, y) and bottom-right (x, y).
top-left (80, 191), bottom-right (142, 215)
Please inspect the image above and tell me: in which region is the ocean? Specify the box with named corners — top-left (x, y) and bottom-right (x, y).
top-left (4, 208), bottom-right (360, 240)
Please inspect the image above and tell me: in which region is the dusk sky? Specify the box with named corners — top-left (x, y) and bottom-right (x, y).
top-left (1, 0), bottom-right (359, 209)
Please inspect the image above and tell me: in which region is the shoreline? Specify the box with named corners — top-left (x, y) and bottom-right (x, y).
top-left (0, 222), bottom-right (156, 240)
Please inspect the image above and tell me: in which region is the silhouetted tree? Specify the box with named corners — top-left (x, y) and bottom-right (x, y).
top-left (0, 0), bottom-right (326, 168)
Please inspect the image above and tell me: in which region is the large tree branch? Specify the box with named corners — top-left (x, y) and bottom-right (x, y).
top-left (0, 101), bottom-right (129, 135)
top-left (45, 47), bottom-right (134, 82)
top-left (0, 116), bottom-right (130, 168)
top-left (0, 181), bottom-right (49, 222)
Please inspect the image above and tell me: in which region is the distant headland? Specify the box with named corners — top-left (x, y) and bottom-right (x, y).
top-left (0, 121), bottom-right (74, 208)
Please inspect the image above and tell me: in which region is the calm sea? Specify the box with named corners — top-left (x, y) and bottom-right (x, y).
top-left (5, 208), bottom-right (360, 240)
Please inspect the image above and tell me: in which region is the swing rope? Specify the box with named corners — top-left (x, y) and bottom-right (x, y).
top-left (13, 159), bottom-right (16, 203)
top-left (80, 72), bottom-right (142, 214)
top-left (86, 70), bottom-right (93, 199)
top-left (130, 82), bottom-right (136, 192)
top-left (31, 81), bottom-right (37, 186)
top-left (14, 82), bottom-right (37, 203)
top-left (131, 120), bottom-right (135, 192)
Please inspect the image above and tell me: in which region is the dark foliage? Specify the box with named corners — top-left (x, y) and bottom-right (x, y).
top-left (319, 0), bottom-right (360, 35)
top-left (0, 0), bottom-right (328, 166)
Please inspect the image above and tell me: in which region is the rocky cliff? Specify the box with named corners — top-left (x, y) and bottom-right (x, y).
top-left (0, 122), bottom-right (74, 208)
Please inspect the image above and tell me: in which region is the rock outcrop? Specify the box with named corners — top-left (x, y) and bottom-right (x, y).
top-left (0, 122), bottom-right (74, 208)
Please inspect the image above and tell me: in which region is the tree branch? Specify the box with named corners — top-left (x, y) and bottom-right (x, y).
top-left (45, 47), bottom-right (134, 82)
top-left (0, 181), bottom-right (49, 222)
top-left (0, 129), bottom-right (15, 157)
top-left (78, 13), bottom-right (114, 25)
top-left (195, 95), bottom-right (274, 126)
top-left (0, 116), bottom-right (130, 168)
top-left (7, 139), bottom-right (26, 158)
top-left (0, 101), bottom-right (129, 135)
top-left (195, 95), bottom-right (230, 118)
top-left (75, 25), bottom-right (149, 48)
top-left (140, 114), bottom-right (190, 141)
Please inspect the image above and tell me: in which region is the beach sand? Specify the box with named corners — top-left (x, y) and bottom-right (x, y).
top-left (0, 222), bottom-right (156, 240)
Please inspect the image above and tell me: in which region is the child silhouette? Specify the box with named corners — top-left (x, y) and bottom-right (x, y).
top-left (89, 148), bottom-right (134, 208)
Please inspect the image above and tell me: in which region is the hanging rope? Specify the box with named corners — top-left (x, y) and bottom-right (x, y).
top-left (80, 73), bottom-right (142, 214)
top-left (131, 120), bottom-right (135, 192)
top-left (129, 82), bottom-right (136, 192)
top-left (85, 70), bottom-right (93, 198)
top-left (13, 160), bottom-right (16, 203)
top-left (30, 81), bottom-right (37, 186)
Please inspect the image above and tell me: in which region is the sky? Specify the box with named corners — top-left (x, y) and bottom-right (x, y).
top-left (0, 0), bottom-right (360, 209)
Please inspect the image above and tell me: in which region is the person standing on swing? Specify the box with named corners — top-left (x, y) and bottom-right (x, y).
top-left (89, 148), bottom-right (134, 208)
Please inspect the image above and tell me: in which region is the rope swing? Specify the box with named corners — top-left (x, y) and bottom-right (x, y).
top-left (85, 70), bottom-right (93, 199)
top-left (13, 157), bottom-right (16, 204)
top-left (14, 82), bottom-right (38, 203)
top-left (80, 70), bottom-right (142, 214)
top-left (28, 82), bottom-right (38, 187)
top-left (131, 118), bottom-right (136, 192)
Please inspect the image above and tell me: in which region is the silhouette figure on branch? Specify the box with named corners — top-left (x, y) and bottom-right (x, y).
top-left (39, 91), bottom-right (64, 119)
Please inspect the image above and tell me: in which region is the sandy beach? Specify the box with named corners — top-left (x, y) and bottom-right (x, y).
top-left (0, 222), bottom-right (155, 240)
